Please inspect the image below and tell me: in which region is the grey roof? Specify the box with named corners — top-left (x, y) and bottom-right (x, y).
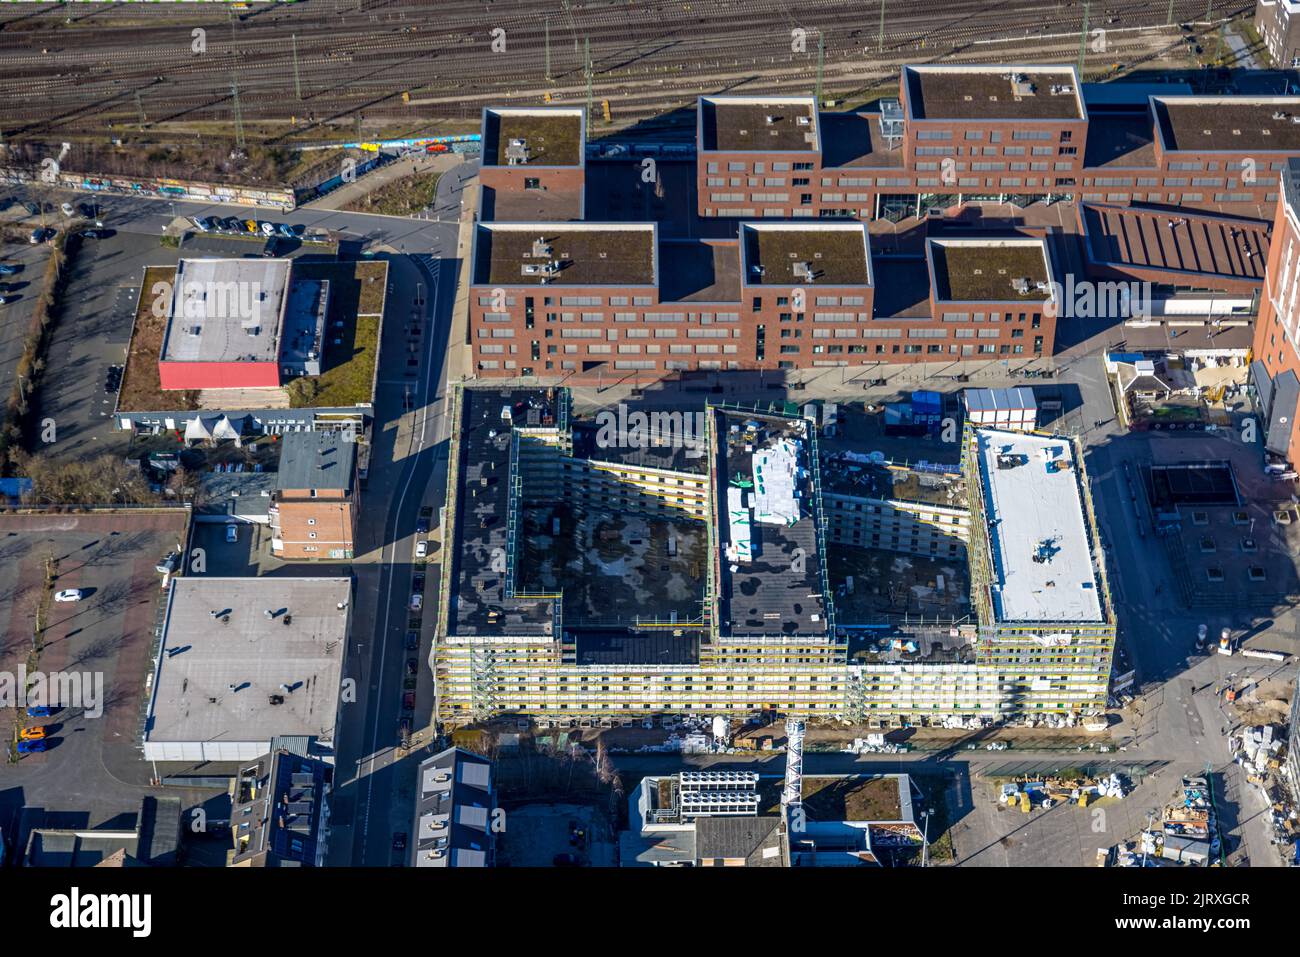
top-left (25, 796), bottom-right (181, 867)
top-left (694, 816), bottom-right (783, 865)
top-left (145, 577), bottom-right (351, 749)
top-left (448, 388), bottom-right (557, 637)
top-left (975, 429), bottom-right (1103, 623)
top-left (275, 430), bottom-right (356, 493)
top-left (162, 258), bottom-right (291, 364)
top-left (197, 471), bottom-right (276, 518)
top-left (715, 408), bottom-right (831, 638)
top-left (412, 747), bottom-right (494, 867)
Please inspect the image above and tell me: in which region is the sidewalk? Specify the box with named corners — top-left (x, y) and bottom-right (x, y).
top-left (305, 151), bottom-right (461, 212)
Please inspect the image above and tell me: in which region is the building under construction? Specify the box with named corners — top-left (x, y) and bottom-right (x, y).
top-left (433, 387), bottom-right (1115, 727)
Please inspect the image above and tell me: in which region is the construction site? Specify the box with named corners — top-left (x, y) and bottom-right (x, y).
top-left (434, 386), bottom-right (1117, 728)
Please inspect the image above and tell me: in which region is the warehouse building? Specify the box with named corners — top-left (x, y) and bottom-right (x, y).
top-left (143, 577), bottom-right (352, 762)
top-left (433, 387), bottom-right (1115, 726)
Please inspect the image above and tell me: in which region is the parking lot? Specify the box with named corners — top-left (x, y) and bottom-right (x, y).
top-left (0, 509), bottom-right (191, 826)
top-left (31, 229), bottom-right (178, 465)
top-left (0, 237), bottom-right (51, 405)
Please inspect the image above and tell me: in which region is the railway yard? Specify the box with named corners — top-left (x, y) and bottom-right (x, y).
top-left (0, 0), bottom-right (1251, 150)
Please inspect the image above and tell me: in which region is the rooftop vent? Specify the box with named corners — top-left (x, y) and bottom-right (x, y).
top-left (505, 137), bottom-right (530, 165)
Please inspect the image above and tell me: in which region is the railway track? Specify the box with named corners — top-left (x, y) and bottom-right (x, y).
top-left (0, 0), bottom-right (1251, 144)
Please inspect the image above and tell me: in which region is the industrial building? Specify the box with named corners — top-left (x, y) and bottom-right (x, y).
top-left (1257, 0), bottom-right (1300, 68)
top-left (157, 259), bottom-right (327, 391)
top-left (621, 769), bottom-right (923, 866)
top-left (143, 577), bottom-right (352, 762)
top-left (433, 386), bottom-right (1115, 726)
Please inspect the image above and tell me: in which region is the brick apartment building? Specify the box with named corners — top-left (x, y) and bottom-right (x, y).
top-left (1251, 156), bottom-right (1300, 468)
top-left (479, 106), bottom-right (586, 222)
top-left (469, 220), bottom-right (1067, 377)
top-left (696, 66), bottom-right (1300, 221)
top-left (269, 430), bottom-right (359, 560)
top-left (1257, 0), bottom-right (1300, 67)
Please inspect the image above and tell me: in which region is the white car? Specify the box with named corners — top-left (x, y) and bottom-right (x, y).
top-left (60, 202), bottom-right (75, 217)
top-left (409, 593), bottom-right (423, 611)
top-left (414, 540), bottom-right (428, 559)
top-left (54, 589), bottom-right (83, 602)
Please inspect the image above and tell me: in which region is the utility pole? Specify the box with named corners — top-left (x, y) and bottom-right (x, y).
top-left (1077, 0), bottom-right (1091, 76)
top-left (134, 89), bottom-right (147, 130)
top-left (815, 33), bottom-right (824, 105)
top-left (230, 75), bottom-right (245, 150)
top-left (584, 37), bottom-right (593, 137)
top-left (292, 33), bottom-right (303, 100)
top-left (544, 16), bottom-right (552, 84)
top-left (878, 0), bottom-right (886, 55)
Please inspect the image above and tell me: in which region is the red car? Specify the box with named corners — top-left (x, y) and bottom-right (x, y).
top-left (425, 143), bottom-right (449, 153)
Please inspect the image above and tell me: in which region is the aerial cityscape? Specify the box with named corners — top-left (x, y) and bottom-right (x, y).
top-left (0, 0), bottom-right (1297, 923)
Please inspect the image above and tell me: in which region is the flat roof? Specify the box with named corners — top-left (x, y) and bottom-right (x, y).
top-left (699, 96), bottom-right (820, 152)
top-left (472, 223), bottom-right (657, 286)
top-left (161, 258), bottom-right (290, 364)
top-left (741, 223), bottom-right (872, 287)
top-left (146, 577), bottom-right (351, 747)
top-left (1081, 204), bottom-right (1269, 283)
top-left (276, 430), bottom-right (356, 492)
top-left (928, 238), bottom-right (1051, 302)
top-left (715, 408), bottom-right (830, 638)
top-left (819, 111), bottom-right (907, 169)
top-left (447, 387), bottom-right (557, 637)
top-left (905, 66), bottom-right (1084, 121)
top-left (1082, 111), bottom-right (1157, 169)
top-left (659, 240), bottom-right (742, 303)
top-left (1154, 97), bottom-right (1300, 152)
top-left (483, 108), bottom-right (584, 167)
top-left (975, 429), bottom-right (1103, 623)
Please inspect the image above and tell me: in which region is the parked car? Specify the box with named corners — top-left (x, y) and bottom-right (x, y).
top-left (53, 589), bottom-right (83, 602)
top-left (278, 223), bottom-right (296, 238)
top-left (0, 295), bottom-right (8, 306)
top-left (414, 540), bottom-right (428, 559)
top-left (29, 227), bottom-right (51, 244)
top-left (244, 219), bottom-right (259, 234)
top-left (412, 574), bottom-right (425, 593)
top-left (80, 229), bottom-right (107, 240)
top-left (19, 726), bottom-right (47, 740)
top-left (190, 216), bottom-right (211, 232)
top-left (17, 740), bottom-right (48, 755)
top-left (220, 216), bottom-right (242, 232)
top-left (416, 517), bottom-right (430, 534)
top-left (406, 658), bottom-right (418, 676)
top-left (60, 202), bottom-right (75, 217)
top-left (405, 630), bottom-right (419, 650)
top-left (25, 706), bottom-right (54, 718)
top-left (408, 593), bottom-right (423, 611)
top-left (225, 524), bottom-right (239, 543)
top-left (0, 263), bottom-right (18, 276)
top-left (260, 221), bottom-right (276, 236)
top-left (402, 691), bottom-right (415, 710)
